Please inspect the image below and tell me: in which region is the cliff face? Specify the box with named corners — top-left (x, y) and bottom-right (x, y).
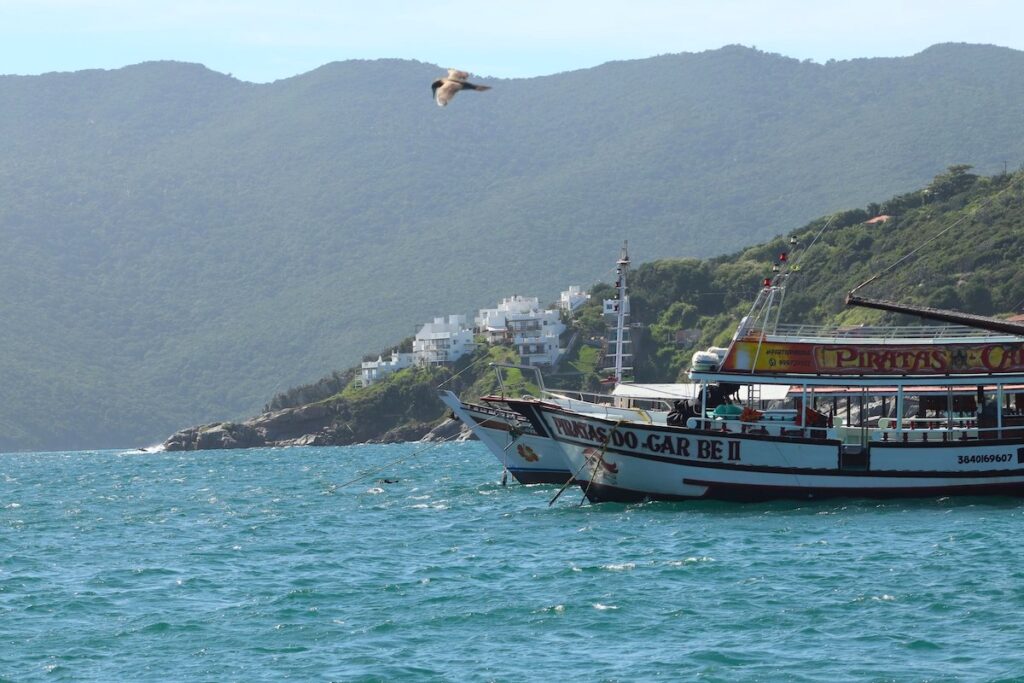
top-left (162, 404), bottom-right (470, 450)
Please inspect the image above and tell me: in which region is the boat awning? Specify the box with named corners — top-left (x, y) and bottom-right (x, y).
top-left (613, 383), bottom-right (790, 402)
top-left (790, 384), bottom-right (1024, 397)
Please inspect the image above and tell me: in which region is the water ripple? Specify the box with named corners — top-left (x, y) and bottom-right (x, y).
top-left (2, 443), bottom-right (1024, 680)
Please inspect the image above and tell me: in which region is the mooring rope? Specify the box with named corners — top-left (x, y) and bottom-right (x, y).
top-left (548, 453), bottom-right (595, 507)
top-left (499, 427), bottom-right (523, 487)
top-left (335, 432), bottom-right (461, 490)
top-left (548, 420), bottom-right (624, 507)
top-left (436, 353), bottom-right (494, 389)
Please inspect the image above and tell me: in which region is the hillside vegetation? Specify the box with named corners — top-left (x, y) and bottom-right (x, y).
top-left (198, 167), bottom-right (1023, 450)
top-left (627, 166), bottom-right (1024, 382)
top-left (3, 44), bottom-right (1024, 450)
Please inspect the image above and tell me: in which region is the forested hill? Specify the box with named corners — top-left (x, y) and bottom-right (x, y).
top-left (3, 44), bottom-right (1024, 451)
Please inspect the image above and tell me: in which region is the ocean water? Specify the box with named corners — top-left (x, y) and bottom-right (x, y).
top-left (3, 443), bottom-right (1024, 682)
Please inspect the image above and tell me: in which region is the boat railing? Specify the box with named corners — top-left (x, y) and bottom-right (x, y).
top-left (542, 389), bottom-right (615, 405)
top-left (766, 322), bottom-right (1018, 341)
top-left (688, 411), bottom-right (1024, 443)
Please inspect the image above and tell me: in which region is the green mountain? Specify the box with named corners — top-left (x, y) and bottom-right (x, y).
top-left (3, 44), bottom-right (1024, 451)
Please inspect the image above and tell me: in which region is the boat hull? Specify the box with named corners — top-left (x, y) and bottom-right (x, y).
top-left (577, 478), bottom-right (1024, 504)
top-left (438, 391), bottom-right (570, 485)
top-left (510, 400), bottom-right (1024, 503)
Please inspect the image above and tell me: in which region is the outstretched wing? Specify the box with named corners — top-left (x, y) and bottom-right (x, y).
top-left (434, 79), bottom-right (463, 106)
top-left (447, 69), bottom-right (470, 81)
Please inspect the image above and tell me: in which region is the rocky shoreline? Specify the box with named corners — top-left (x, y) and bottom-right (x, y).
top-left (162, 403), bottom-right (472, 451)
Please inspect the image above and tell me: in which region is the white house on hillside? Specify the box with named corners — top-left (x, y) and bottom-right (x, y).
top-left (360, 351), bottom-right (416, 387)
top-left (475, 295), bottom-right (566, 366)
top-left (476, 296), bottom-right (542, 344)
top-left (560, 286), bottom-right (590, 313)
top-left (413, 315), bottom-right (475, 365)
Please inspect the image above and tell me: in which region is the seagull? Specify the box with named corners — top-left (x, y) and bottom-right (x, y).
top-left (431, 69), bottom-right (492, 107)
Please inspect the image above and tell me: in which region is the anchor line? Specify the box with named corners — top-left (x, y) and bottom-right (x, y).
top-left (334, 432), bottom-right (461, 490)
top-left (548, 420), bottom-right (624, 507)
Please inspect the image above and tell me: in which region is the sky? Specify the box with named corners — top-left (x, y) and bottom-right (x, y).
top-left (2, 0), bottom-right (1023, 82)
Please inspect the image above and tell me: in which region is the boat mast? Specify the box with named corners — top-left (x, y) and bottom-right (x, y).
top-left (735, 247), bottom-right (794, 340)
top-left (610, 241), bottom-right (633, 383)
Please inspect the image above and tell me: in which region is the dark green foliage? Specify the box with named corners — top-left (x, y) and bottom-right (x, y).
top-left (626, 169), bottom-right (1024, 382)
top-left (926, 165), bottom-right (979, 201)
top-left (265, 369), bottom-right (355, 412)
top-left (4, 45), bottom-right (1024, 450)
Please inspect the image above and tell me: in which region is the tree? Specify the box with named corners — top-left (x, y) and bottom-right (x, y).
top-left (926, 164), bottom-right (978, 201)
top-left (961, 281), bottom-right (994, 315)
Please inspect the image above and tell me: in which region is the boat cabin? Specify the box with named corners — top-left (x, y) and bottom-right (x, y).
top-left (687, 320), bottom-right (1024, 447)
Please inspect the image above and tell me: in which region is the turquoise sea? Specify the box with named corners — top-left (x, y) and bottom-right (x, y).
top-left (3, 442), bottom-right (1024, 681)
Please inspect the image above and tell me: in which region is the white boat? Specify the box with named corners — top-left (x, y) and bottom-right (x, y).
top-left (439, 388), bottom-right (568, 484)
top-left (439, 374), bottom-right (706, 484)
top-left (506, 262), bottom-right (1024, 503)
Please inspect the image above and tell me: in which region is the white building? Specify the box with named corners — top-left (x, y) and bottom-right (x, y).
top-left (475, 295), bottom-right (566, 366)
top-left (413, 315), bottom-right (476, 365)
top-left (360, 351), bottom-right (416, 387)
top-left (560, 286), bottom-right (590, 313)
top-left (476, 296), bottom-right (542, 344)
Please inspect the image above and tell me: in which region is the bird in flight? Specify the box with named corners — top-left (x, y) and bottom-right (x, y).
top-left (431, 69), bottom-right (492, 107)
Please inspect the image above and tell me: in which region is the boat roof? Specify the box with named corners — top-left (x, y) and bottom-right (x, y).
top-left (693, 331), bottom-right (1024, 387)
top-left (789, 384), bottom-right (1024, 397)
top-left (612, 383), bottom-right (791, 401)
top-left (692, 370), bottom-right (1024, 388)
top-left (759, 323), bottom-right (1024, 344)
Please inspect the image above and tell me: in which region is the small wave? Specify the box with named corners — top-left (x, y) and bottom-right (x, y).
top-left (602, 562), bottom-right (635, 572)
top-left (119, 444), bottom-right (165, 455)
top-left (592, 603), bottom-right (619, 610)
top-left (905, 639), bottom-right (941, 650)
top-left (668, 556), bottom-right (715, 566)
top-left (536, 604), bottom-right (565, 614)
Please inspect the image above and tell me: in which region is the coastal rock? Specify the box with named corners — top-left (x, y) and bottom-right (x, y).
top-left (373, 422), bottom-right (434, 444)
top-left (162, 421), bottom-right (265, 451)
top-left (420, 418), bottom-right (470, 442)
top-left (195, 422), bottom-right (261, 450)
top-left (250, 404), bottom-right (334, 442)
top-left (163, 427), bottom-right (199, 452)
top-left (161, 382), bottom-right (462, 450)
top-left (280, 432), bottom-right (334, 447)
